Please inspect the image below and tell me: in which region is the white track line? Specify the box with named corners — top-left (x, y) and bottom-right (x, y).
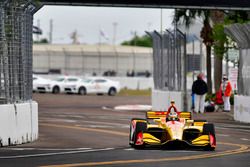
top-left (2, 148), bottom-right (92, 151)
top-left (240, 138), bottom-right (250, 141)
top-left (0, 148), bottom-right (114, 159)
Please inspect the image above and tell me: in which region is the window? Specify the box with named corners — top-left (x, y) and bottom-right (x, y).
top-left (67, 78), bottom-right (79, 82)
top-left (95, 79), bottom-right (107, 83)
top-left (54, 78), bottom-right (65, 82)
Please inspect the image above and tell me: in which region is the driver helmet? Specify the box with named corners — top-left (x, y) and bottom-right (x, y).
top-left (168, 108), bottom-right (178, 121)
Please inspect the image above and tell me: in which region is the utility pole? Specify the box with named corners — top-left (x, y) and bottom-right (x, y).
top-left (160, 9), bottom-right (163, 34)
top-left (49, 19), bottom-right (53, 44)
top-left (112, 22), bottom-right (118, 45)
top-left (36, 19), bottom-right (40, 41)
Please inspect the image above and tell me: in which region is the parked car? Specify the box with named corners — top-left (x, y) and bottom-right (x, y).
top-left (63, 77), bottom-right (120, 96)
top-left (33, 75), bottom-right (81, 94)
top-left (50, 76), bottom-right (81, 94)
top-left (33, 75), bottom-right (51, 93)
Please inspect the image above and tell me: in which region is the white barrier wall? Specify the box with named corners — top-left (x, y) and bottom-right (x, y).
top-left (234, 95), bottom-right (250, 123)
top-left (0, 101), bottom-right (38, 146)
top-left (152, 90), bottom-right (184, 111)
top-left (108, 77), bottom-right (154, 90)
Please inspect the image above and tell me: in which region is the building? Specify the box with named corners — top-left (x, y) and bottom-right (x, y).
top-left (33, 44), bottom-right (153, 77)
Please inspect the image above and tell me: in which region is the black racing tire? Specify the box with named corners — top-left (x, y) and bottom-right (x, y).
top-left (108, 87), bottom-right (117, 96)
top-left (129, 118), bottom-right (147, 149)
top-left (52, 86), bottom-right (60, 94)
top-left (203, 123), bottom-right (215, 136)
top-left (203, 123), bottom-right (216, 151)
top-left (78, 87), bottom-right (86, 95)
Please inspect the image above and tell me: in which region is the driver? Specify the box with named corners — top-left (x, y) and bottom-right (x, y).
top-left (166, 101), bottom-right (180, 121)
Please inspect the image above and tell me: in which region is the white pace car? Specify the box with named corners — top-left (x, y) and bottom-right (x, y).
top-left (64, 78), bottom-right (120, 96)
top-left (33, 75), bottom-right (81, 94)
top-left (33, 75), bottom-right (51, 93)
top-left (49, 76), bottom-right (81, 94)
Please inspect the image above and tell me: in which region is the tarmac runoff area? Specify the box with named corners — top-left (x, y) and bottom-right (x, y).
top-left (0, 94), bottom-right (249, 167)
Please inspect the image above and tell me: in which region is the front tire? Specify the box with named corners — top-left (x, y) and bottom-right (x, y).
top-left (129, 118), bottom-right (147, 149)
top-left (203, 123), bottom-right (216, 151)
top-left (52, 86), bottom-right (60, 94)
top-left (78, 87), bottom-right (86, 95)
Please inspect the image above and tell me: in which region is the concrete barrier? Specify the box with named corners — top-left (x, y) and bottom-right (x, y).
top-left (108, 77), bottom-right (154, 90)
top-left (152, 90), bottom-right (184, 111)
top-left (234, 95), bottom-right (250, 123)
top-left (0, 101), bottom-right (38, 146)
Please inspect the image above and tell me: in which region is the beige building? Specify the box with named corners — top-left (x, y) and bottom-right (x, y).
top-left (33, 44), bottom-right (153, 76)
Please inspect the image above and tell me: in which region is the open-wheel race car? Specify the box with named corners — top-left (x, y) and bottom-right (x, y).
top-left (129, 101), bottom-right (216, 150)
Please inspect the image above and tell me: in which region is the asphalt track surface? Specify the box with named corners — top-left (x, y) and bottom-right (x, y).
top-left (0, 94), bottom-right (249, 167)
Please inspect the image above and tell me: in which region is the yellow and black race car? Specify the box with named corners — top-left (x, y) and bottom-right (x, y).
top-left (129, 101), bottom-right (216, 150)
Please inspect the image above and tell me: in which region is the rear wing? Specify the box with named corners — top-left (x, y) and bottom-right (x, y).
top-left (146, 111), bottom-right (192, 120)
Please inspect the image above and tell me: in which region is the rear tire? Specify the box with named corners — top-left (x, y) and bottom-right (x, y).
top-left (108, 87), bottom-right (117, 96)
top-left (52, 86), bottom-right (60, 94)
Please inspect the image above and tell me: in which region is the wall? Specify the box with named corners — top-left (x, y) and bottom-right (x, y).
top-left (152, 90), bottom-right (184, 111)
top-left (33, 44), bottom-right (153, 76)
top-left (234, 95), bottom-right (250, 123)
top-left (0, 101), bottom-right (38, 146)
top-left (107, 77), bottom-right (154, 90)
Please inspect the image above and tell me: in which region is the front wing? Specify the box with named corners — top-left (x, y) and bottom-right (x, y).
top-left (142, 132), bottom-right (214, 148)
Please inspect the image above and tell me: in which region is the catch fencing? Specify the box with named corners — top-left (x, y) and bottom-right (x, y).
top-left (147, 29), bottom-right (186, 92)
top-left (0, 1), bottom-right (36, 104)
top-left (225, 23), bottom-right (250, 96)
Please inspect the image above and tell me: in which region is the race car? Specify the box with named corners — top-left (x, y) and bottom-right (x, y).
top-left (129, 101), bottom-right (216, 150)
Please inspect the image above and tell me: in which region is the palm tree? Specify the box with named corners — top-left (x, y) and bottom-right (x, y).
top-left (174, 9), bottom-right (213, 94)
top-left (211, 11), bottom-right (225, 93)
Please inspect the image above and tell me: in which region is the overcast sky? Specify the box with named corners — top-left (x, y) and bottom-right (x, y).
top-left (34, 6), bottom-right (174, 45)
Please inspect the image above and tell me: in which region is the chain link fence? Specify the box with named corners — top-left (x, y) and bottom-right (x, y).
top-left (225, 23), bottom-right (250, 96)
top-left (0, 1), bottom-right (35, 104)
top-left (147, 29), bottom-right (186, 92)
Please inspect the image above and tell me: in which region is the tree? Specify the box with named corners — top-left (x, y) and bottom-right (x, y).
top-left (174, 9), bottom-right (213, 94)
top-left (121, 34), bottom-right (152, 47)
top-left (211, 11), bottom-right (225, 93)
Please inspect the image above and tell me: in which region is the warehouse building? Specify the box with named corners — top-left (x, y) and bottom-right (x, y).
top-left (33, 44), bottom-right (153, 77)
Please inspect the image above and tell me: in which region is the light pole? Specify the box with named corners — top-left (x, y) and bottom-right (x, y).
top-left (49, 19), bottom-right (53, 44)
top-left (112, 22), bottom-right (118, 45)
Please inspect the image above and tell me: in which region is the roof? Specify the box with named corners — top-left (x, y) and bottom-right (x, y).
top-left (40, 0), bottom-right (250, 10)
